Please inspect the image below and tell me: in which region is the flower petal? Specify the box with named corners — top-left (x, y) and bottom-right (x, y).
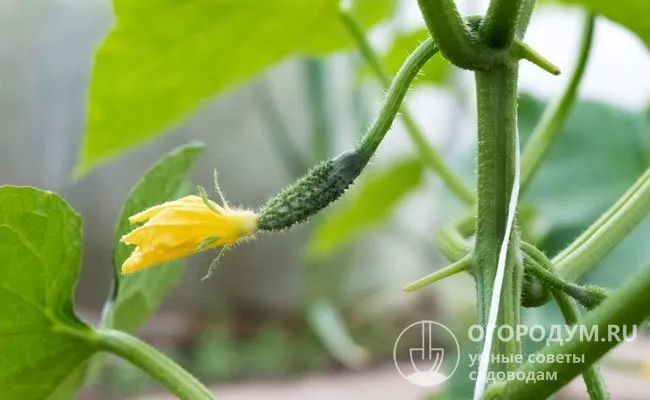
top-left (121, 242), bottom-right (197, 273)
top-left (121, 193), bottom-right (258, 275)
top-left (128, 195), bottom-right (223, 223)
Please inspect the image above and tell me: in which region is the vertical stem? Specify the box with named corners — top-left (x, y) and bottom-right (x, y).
top-left (474, 62), bottom-right (523, 372)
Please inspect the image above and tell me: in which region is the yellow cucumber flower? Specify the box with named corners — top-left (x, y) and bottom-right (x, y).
top-left (120, 149), bottom-right (366, 276)
top-left (121, 188), bottom-right (258, 275)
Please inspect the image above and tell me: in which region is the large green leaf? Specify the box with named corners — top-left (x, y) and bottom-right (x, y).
top-left (103, 142), bottom-right (205, 333)
top-left (521, 94), bottom-right (647, 232)
top-left (545, 0), bottom-right (650, 48)
top-left (519, 94), bottom-right (649, 285)
top-left (78, 0), bottom-right (396, 175)
top-left (0, 187), bottom-right (95, 399)
top-left (308, 158), bottom-right (423, 259)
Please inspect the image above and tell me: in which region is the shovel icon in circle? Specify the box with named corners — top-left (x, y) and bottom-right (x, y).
top-left (405, 321), bottom-right (448, 387)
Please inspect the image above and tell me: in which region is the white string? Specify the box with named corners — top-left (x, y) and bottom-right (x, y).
top-left (473, 131), bottom-right (521, 400)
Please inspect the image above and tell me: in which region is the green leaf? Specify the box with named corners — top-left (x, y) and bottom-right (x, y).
top-left (78, 0), bottom-right (396, 175)
top-left (376, 29), bottom-right (450, 85)
top-left (48, 362), bottom-right (92, 400)
top-left (519, 94), bottom-right (650, 285)
top-left (103, 142), bottom-right (205, 333)
top-left (544, 0), bottom-right (650, 48)
top-left (0, 187), bottom-right (96, 399)
top-left (520, 94), bottom-right (647, 232)
top-left (308, 158), bottom-right (423, 259)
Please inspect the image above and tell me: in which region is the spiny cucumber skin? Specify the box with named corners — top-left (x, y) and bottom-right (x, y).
top-left (258, 150), bottom-right (365, 231)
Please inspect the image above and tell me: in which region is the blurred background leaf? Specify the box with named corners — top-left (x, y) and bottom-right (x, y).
top-left (519, 94), bottom-right (650, 362)
top-left (520, 93), bottom-right (650, 284)
top-left (545, 0), bottom-right (650, 48)
top-left (78, 0), bottom-right (396, 174)
top-left (521, 93), bottom-right (647, 235)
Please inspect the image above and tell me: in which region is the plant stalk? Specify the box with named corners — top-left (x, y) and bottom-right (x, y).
top-left (417, 0), bottom-right (489, 70)
top-left (354, 37), bottom-right (437, 158)
top-left (97, 329), bottom-right (215, 400)
top-left (473, 62), bottom-right (524, 376)
top-left (340, 10), bottom-right (475, 205)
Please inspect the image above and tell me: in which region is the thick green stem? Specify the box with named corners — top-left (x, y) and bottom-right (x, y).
top-left (554, 168), bottom-right (650, 281)
top-left (417, 0), bottom-right (492, 70)
top-left (521, 14), bottom-right (595, 189)
top-left (552, 291), bottom-right (610, 400)
top-left (97, 329), bottom-right (215, 400)
top-left (495, 263), bottom-right (650, 399)
top-left (474, 62), bottom-right (523, 375)
top-left (340, 10), bottom-right (475, 205)
top-left (481, 0), bottom-right (523, 48)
